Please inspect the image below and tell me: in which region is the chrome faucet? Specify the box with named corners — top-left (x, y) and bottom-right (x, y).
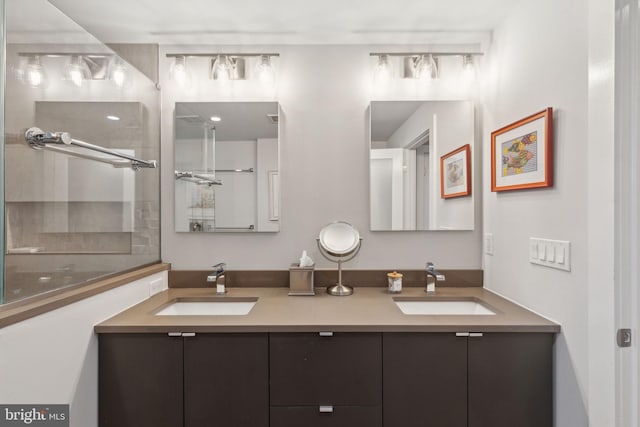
top-left (425, 262), bottom-right (445, 294)
top-left (207, 262), bottom-right (227, 294)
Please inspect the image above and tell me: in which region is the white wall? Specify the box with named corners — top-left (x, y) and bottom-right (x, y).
top-left (0, 271), bottom-right (168, 427)
top-left (160, 45), bottom-right (483, 270)
top-left (481, 0), bottom-right (615, 425)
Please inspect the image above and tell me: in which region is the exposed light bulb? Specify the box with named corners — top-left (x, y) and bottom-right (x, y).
top-left (373, 54), bottom-right (391, 85)
top-left (110, 61), bottom-right (127, 88)
top-left (169, 56), bottom-right (192, 88)
top-left (417, 54), bottom-right (437, 81)
top-left (462, 54), bottom-right (476, 82)
top-left (212, 55), bottom-right (232, 81)
top-left (24, 55), bottom-right (46, 88)
top-left (65, 55), bottom-right (87, 87)
top-left (256, 55), bottom-right (276, 88)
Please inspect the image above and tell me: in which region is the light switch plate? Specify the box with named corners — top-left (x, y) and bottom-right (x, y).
top-left (484, 233), bottom-right (494, 256)
top-left (529, 237), bottom-right (571, 271)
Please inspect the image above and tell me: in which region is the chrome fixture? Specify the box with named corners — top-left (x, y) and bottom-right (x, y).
top-left (174, 170), bottom-right (222, 186)
top-left (207, 263), bottom-right (227, 294)
top-left (24, 127), bottom-right (157, 170)
top-left (211, 54), bottom-right (245, 80)
top-left (425, 262), bottom-right (446, 294)
top-left (370, 52), bottom-right (482, 82)
top-left (18, 52), bottom-right (128, 88)
top-left (166, 52), bottom-right (279, 86)
top-left (317, 221), bottom-right (363, 296)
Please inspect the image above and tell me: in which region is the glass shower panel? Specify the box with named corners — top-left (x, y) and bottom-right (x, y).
top-left (0, 0), bottom-right (6, 304)
top-left (2, 0), bottom-right (160, 303)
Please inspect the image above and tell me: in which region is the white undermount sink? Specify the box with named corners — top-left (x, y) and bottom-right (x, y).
top-left (393, 298), bottom-right (496, 315)
top-left (155, 297), bottom-right (257, 316)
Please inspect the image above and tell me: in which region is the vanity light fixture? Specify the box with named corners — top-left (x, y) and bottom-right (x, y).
top-left (370, 52), bottom-right (482, 82)
top-left (18, 52), bottom-right (127, 88)
top-left (166, 53), bottom-right (280, 87)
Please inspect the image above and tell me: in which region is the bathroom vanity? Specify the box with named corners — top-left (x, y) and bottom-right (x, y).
top-left (96, 287), bottom-right (558, 427)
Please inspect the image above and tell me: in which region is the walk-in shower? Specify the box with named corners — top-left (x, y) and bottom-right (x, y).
top-left (0, 0), bottom-right (161, 304)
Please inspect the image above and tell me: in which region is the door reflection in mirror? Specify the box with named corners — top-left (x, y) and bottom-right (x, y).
top-left (174, 102), bottom-right (280, 232)
top-left (369, 100), bottom-right (474, 231)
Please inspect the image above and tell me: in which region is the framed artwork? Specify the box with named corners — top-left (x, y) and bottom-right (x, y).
top-left (491, 108), bottom-right (553, 192)
top-left (440, 144), bottom-right (471, 199)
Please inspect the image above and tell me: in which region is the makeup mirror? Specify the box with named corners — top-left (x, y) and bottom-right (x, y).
top-left (317, 221), bottom-right (362, 296)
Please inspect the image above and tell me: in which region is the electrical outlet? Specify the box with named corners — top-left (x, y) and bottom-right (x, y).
top-left (484, 233), bottom-right (494, 256)
top-left (149, 278), bottom-right (165, 296)
top-left (529, 238), bottom-right (570, 271)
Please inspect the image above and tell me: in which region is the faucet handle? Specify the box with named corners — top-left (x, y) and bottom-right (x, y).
top-left (212, 262), bottom-right (226, 272)
top-left (426, 261), bottom-right (435, 270)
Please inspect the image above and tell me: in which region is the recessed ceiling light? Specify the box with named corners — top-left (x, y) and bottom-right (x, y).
top-left (210, 116), bottom-right (222, 122)
top-left (106, 115), bottom-right (120, 121)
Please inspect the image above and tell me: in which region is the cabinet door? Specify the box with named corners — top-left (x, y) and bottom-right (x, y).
top-left (270, 406), bottom-right (382, 427)
top-left (99, 334), bottom-right (183, 427)
top-left (468, 333), bottom-right (552, 427)
top-left (383, 333), bottom-right (467, 427)
top-left (183, 333), bottom-right (268, 427)
top-left (270, 333), bottom-right (382, 406)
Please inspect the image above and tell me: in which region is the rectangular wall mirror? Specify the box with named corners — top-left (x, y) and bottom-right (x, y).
top-left (174, 102), bottom-right (280, 232)
top-left (369, 100), bottom-right (474, 231)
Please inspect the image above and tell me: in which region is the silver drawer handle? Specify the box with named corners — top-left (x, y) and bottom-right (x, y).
top-left (319, 332), bottom-right (334, 337)
top-left (167, 332), bottom-right (182, 337)
top-left (469, 332), bottom-right (484, 337)
top-left (455, 332), bottom-right (470, 337)
top-left (182, 332), bottom-right (196, 337)
top-left (319, 405), bottom-right (334, 413)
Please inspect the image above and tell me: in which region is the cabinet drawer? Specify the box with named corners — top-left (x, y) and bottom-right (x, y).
top-left (269, 333), bottom-right (382, 406)
top-left (270, 406), bottom-right (382, 427)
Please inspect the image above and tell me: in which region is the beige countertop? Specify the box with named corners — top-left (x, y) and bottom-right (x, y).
top-left (95, 286), bottom-right (560, 333)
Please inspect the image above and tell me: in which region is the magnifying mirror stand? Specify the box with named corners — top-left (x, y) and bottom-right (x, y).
top-left (317, 238), bottom-right (362, 296)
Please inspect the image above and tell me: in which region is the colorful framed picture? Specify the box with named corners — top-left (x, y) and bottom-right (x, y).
top-left (440, 144), bottom-right (471, 199)
top-left (491, 108), bottom-right (553, 192)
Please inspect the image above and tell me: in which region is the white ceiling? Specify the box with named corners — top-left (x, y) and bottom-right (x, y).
top-left (8, 0), bottom-right (524, 45)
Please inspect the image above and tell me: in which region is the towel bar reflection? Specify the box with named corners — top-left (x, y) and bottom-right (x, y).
top-left (215, 225), bottom-right (255, 231)
top-left (174, 170), bottom-right (223, 186)
top-left (24, 127), bottom-right (157, 170)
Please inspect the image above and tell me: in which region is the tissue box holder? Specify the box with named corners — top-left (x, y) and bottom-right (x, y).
top-left (289, 263), bottom-right (315, 296)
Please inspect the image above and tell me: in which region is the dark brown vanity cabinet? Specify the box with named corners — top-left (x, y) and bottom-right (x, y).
top-left (269, 332), bottom-right (383, 427)
top-left (99, 333), bottom-right (268, 427)
top-left (383, 332), bottom-right (553, 427)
